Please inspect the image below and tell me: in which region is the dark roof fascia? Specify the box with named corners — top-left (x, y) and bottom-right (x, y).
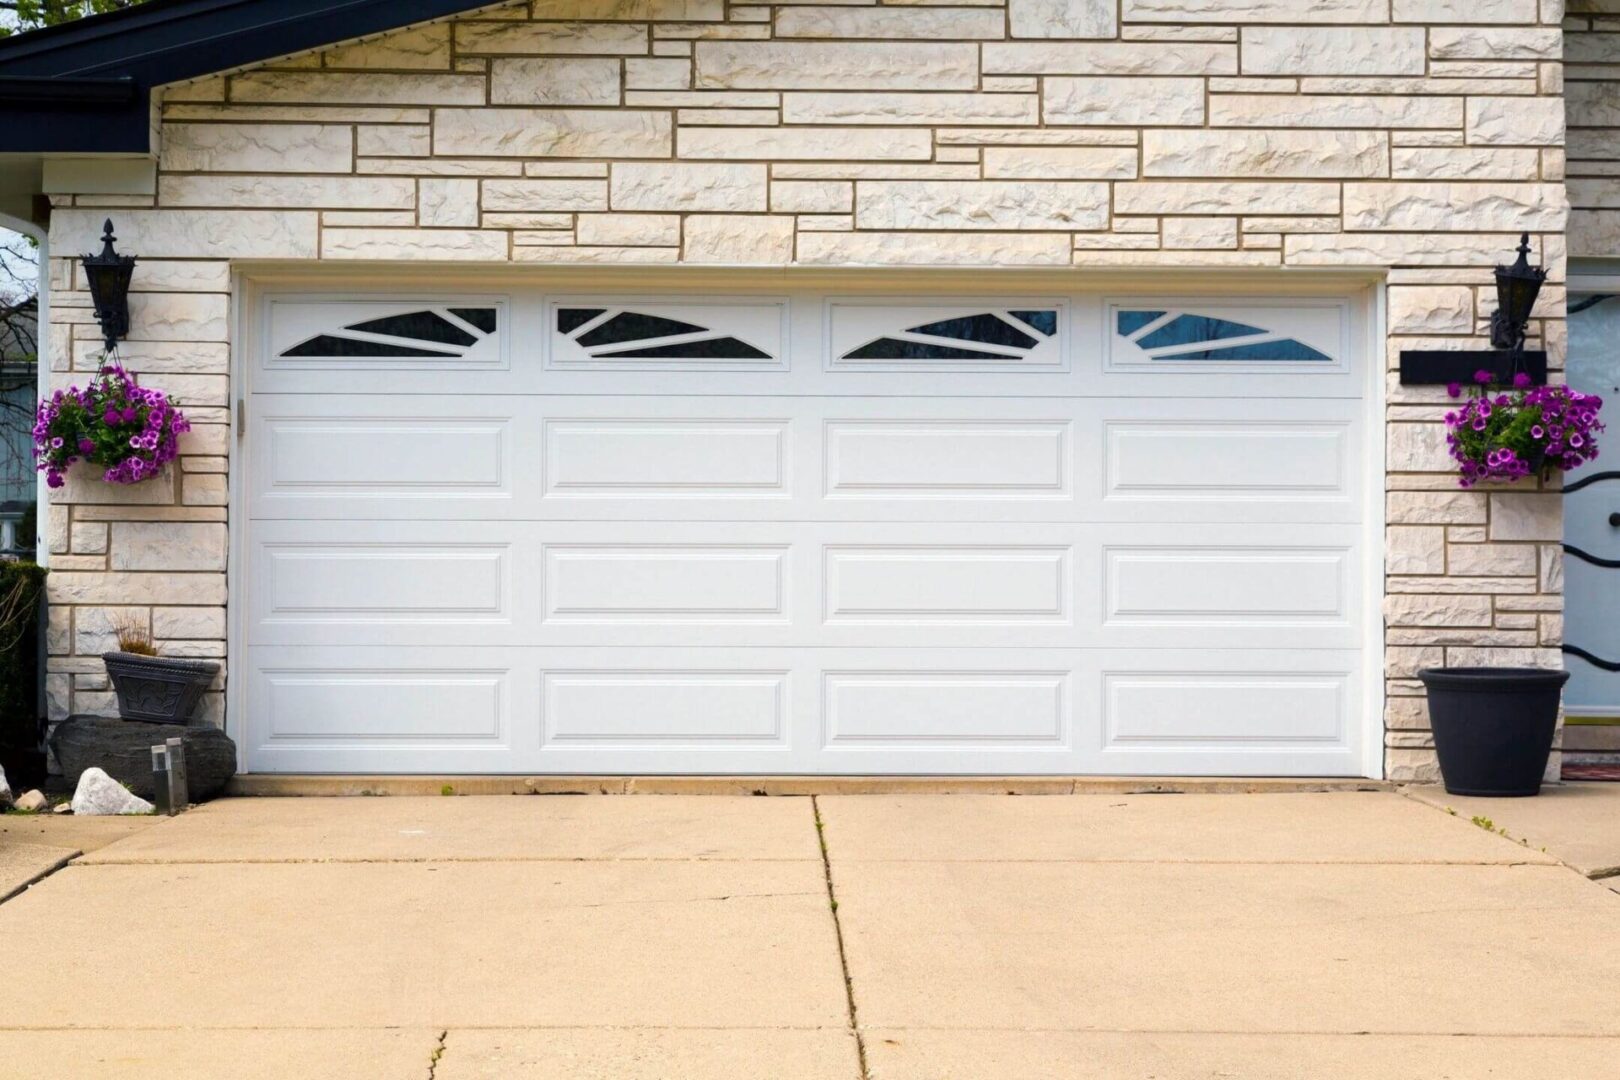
top-left (0, 0), bottom-right (494, 154)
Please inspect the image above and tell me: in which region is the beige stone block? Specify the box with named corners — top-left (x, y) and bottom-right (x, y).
top-left (1466, 97), bottom-right (1565, 147)
top-left (482, 179), bottom-right (607, 212)
top-left (1388, 286), bottom-right (1474, 334)
top-left (491, 58), bottom-right (622, 106)
top-left (1285, 231), bottom-right (1541, 267)
top-left (1431, 28), bottom-right (1561, 62)
top-left (575, 213), bottom-right (681, 246)
top-left (511, 246), bottom-right (679, 264)
top-left (770, 180), bottom-right (852, 213)
top-left (355, 125), bottom-right (431, 157)
top-left (160, 175), bottom-right (417, 211)
top-left (361, 158), bottom-right (522, 177)
top-left (69, 521), bottom-right (108, 555)
top-left (151, 606), bottom-right (225, 640)
top-left (682, 215), bottom-right (795, 263)
top-left (161, 76), bottom-right (226, 103)
top-left (416, 178), bottom-right (477, 228)
top-left (856, 180), bottom-right (1109, 231)
top-left (1385, 593), bottom-right (1494, 628)
top-left (1142, 129), bottom-right (1387, 178)
top-left (1388, 422), bottom-right (1452, 472)
top-left (611, 162), bottom-right (767, 211)
top-left (50, 572), bottom-right (225, 606)
top-left (1241, 27), bottom-right (1426, 76)
top-left (1489, 492), bottom-right (1561, 540)
top-left (1386, 645), bottom-right (1446, 678)
top-left (454, 21), bottom-right (649, 56)
top-left (433, 108), bottom-right (671, 157)
top-left (1344, 183), bottom-right (1565, 232)
top-left (229, 71), bottom-right (484, 106)
top-left (1448, 542), bottom-right (1539, 577)
top-left (1209, 93), bottom-right (1461, 129)
top-left (783, 92), bottom-right (1037, 126)
top-left (109, 521), bottom-right (226, 572)
top-left (625, 58), bottom-right (690, 90)
top-left (323, 24), bottom-right (451, 69)
top-left (1115, 181), bottom-right (1338, 215)
top-left (166, 103), bottom-right (430, 124)
top-left (321, 228), bottom-right (509, 260)
top-left (121, 293), bottom-right (226, 344)
top-left (775, 6), bottom-right (1004, 38)
top-left (1008, 0), bottom-right (1115, 38)
top-left (696, 41), bottom-right (978, 89)
top-left (1161, 216), bottom-right (1237, 249)
top-left (49, 209), bottom-right (317, 260)
top-left (529, 0), bottom-right (722, 17)
top-left (796, 230), bottom-right (1071, 266)
top-left (1401, 0), bottom-right (1539, 21)
top-left (982, 146), bottom-right (1138, 179)
top-left (797, 214), bottom-right (852, 232)
top-left (1128, 0), bottom-right (1383, 17)
top-left (161, 123), bottom-right (352, 173)
top-left (982, 42), bottom-right (1235, 75)
top-left (1388, 490), bottom-right (1489, 525)
top-left (1391, 147), bottom-right (1540, 181)
top-left (1044, 76), bottom-right (1204, 126)
top-left (678, 125), bottom-right (931, 161)
top-left (181, 473), bottom-right (227, 507)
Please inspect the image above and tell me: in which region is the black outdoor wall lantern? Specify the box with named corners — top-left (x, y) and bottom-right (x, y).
top-left (1399, 232), bottom-right (1549, 386)
top-left (81, 218), bottom-right (137, 353)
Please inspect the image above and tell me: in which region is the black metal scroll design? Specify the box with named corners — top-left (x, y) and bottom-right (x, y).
top-left (1564, 470), bottom-right (1620, 495)
top-left (1563, 644), bottom-right (1620, 673)
top-left (1566, 544), bottom-right (1620, 570)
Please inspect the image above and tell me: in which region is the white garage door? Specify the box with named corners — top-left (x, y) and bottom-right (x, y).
top-left (240, 285), bottom-right (1373, 776)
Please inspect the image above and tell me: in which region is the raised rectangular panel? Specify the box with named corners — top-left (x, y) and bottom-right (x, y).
top-left (542, 671), bottom-right (786, 744)
top-left (262, 544), bottom-right (507, 622)
top-left (826, 546), bottom-right (1068, 623)
top-left (826, 420), bottom-right (1069, 498)
top-left (1105, 297), bottom-right (1349, 374)
top-left (262, 668), bottom-right (505, 740)
top-left (544, 545), bottom-right (787, 622)
top-left (1105, 422), bottom-right (1349, 501)
top-left (265, 418), bottom-right (508, 496)
top-left (825, 671), bottom-right (1067, 745)
top-left (1105, 547), bottom-right (1348, 623)
top-left (1103, 672), bottom-right (1346, 747)
top-left (267, 296), bottom-right (507, 371)
top-left (549, 297), bottom-right (788, 371)
top-left (827, 299), bottom-right (1067, 372)
top-left (543, 419), bottom-right (787, 497)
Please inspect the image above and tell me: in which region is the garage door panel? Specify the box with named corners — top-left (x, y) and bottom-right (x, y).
top-left (251, 395), bottom-right (1359, 524)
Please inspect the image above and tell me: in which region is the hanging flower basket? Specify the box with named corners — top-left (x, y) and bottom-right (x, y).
top-left (33, 364), bottom-right (190, 488)
top-left (1444, 369), bottom-right (1604, 488)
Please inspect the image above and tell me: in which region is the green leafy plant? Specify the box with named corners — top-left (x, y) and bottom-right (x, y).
top-left (0, 561), bottom-right (46, 751)
top-left (0, 1), bottom-right (148, 37)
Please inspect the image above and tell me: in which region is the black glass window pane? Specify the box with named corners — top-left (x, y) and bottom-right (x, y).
top-left (1008, 310), bottom-right (1057, 337)
top-left (1162, 340), bottom-right (1331, 362)
top-left (1138, 314), bottom-right (1266, 351)
top-left (557, 308), bottom-right (605, 335)
top-left (594, 337), bottom-right (772, 360)
top-left (1117, 310), bottom-right (1166, 337)
top-left (345, 311), bottom-right (477, 347)
top-left (904, 314), bottom-right (1036, 350)
top-left (578, 312), bottom-right (710, 348)
top-left (845, 337), bottom-right (1018, 362)
top-left (282, 335), bottom-right (458, 358)
top-left (450, 307), bottom-right (498, 334)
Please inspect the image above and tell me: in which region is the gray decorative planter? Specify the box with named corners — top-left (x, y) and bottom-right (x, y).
top-left (102, 652), bottom-right (220, 726)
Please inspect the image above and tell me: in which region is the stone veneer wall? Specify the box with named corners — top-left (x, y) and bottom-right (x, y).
top-left (1568, 0), bottom-right (1620, 256)
top-left (39, 0), bottom-right (1570, 779)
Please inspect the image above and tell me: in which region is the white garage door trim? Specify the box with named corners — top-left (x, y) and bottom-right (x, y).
top-left (227, 270), bottom-right (1387, 778)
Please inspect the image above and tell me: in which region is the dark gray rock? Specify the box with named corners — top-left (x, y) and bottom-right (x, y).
top-left (50, 716), bottom-right (236, 802)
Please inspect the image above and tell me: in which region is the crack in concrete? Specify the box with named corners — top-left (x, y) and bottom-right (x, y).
top-left (426, 1029), bottom-right (446, 1080)
top-left (813, 795), bottom-right (871, 1080)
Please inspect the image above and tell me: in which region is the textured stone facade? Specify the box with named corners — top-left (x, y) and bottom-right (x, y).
top-left (39, 0), bottom-right (1574, 778)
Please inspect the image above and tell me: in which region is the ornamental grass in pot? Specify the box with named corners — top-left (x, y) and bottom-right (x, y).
top-left (1419, 370), bottom-right (1605, 797)
top-left (102, 616), bottom-right (219, 727)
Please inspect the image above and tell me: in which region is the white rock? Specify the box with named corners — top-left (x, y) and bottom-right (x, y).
top-left (161, 123), bottom-right (353, 173)
top-left (784, 92), bottom-right (1037, 127)
top-left (1342, 182), bottom-right (1566, 233)
top-left (610, 163), bottom-right (767, 211)
top-left (983, 42), bottom-right (1234, 76)
top-left (1466, 97), bottom-right (1565, 148)
top-left (1127, 0), bottom-right (1382, 19)
top-left (795, 230), bottom-right (1071, 266)
top-left (1240, 27), bottom-right (1426, 77)
top-left (491, 58), bottom-right (623, 106)
top-left (679, 126), bottom-right (932, 162)
top-left (1009, 0), bottom-right (1116, 39)
top-left (453, 20), bottom-right (649, 56)
top-left (695, 41), bottom-right (978, 90)
top-left (1209, 94), bottom-right (1461, 130)
top-left (159, 175), bottom-right (417, 211)
top-left (433, 108), bottom-right (671, 158)
top-left (1116, 181), bottom-right (1339, 215)
top-left (47, 209), bottom-right (318, 260)
top-left (71, 768), bottom-right (154, 816)
top-left (110, 522), bottom-right (227, 573)
top-left (14, 790), bottom-right (47, 813)
top-left (776, 6), bottom-right (1004, 39)
top-left (857, 180), bottom-right (1109, 231)
top-left (0, 763), bottom-right (11, 808)
top-left (1143, 129), bottom-right (1388, 179)
top-left (53, 802), bottom-right (72, 815)
top-left (683, 215), bottom-right (795, 264)
top-left (229, 72), bottom-right (484, 107)
top-left (1430, 27), bottom-right (1561, 61)
top-left (1045, 76), bottom-right (1204, 127)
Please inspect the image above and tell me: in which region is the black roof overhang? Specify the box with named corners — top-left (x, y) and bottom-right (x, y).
top-left (0, 0), bottom-right (494, 154)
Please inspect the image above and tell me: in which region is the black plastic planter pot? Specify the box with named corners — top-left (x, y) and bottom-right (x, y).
top-left (102, 652), bottom-right (221, 726)
top-left (1418, 667), bottom-right (1570, 797)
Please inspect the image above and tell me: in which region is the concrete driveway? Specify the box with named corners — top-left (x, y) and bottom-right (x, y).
top-left (2, 790), bottom-right (1617, 1079)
